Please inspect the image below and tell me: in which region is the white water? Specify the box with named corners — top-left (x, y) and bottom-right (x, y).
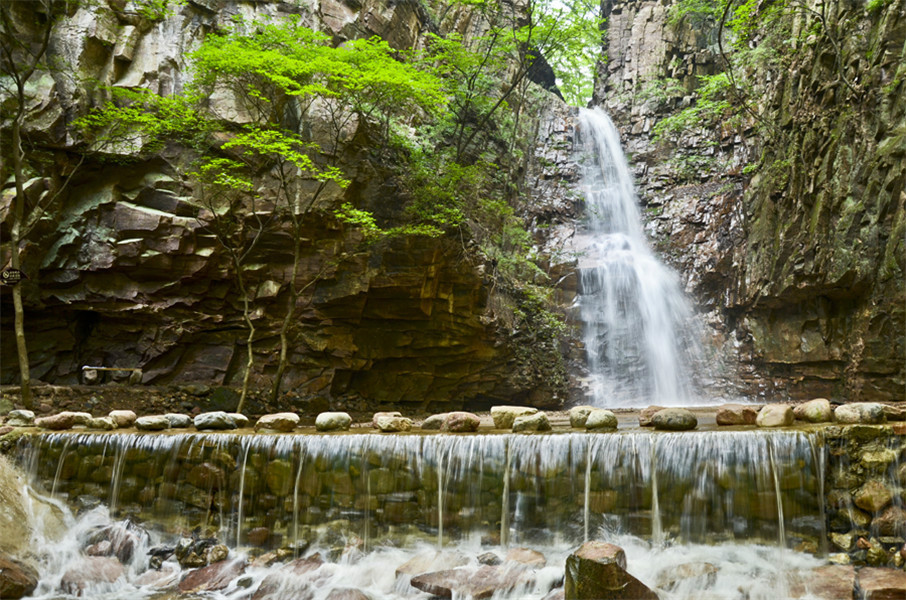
top-left (575, 107), bottom-right (702, 407)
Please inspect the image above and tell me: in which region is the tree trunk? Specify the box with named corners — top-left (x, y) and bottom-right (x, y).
top-left (10, 86), bottom-right (32, 410)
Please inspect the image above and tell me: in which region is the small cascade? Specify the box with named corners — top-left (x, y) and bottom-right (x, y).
top-left (574, 107), bottom-right (702, 406)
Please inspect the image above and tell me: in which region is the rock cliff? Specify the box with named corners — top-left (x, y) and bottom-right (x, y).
top-left (0, 0), bottom-right (569, 409)
top-left (593, 0), bottom-right (905, 401)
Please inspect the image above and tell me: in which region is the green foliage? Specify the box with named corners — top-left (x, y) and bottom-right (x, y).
top-left (653, 73), bottom-right (734, 141)
top-left (667, 0), bottom-right (726, 27)
top-left (135, 0), bottom-right (185, 21)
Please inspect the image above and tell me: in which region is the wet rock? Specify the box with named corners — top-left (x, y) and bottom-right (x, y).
top-left (787, 565), bottom-right (855, 600)
top-left (108, 410), bottom-right (137, 428)
top-left (715, 404), bottom-right (758, 426)
top-left (0, 554), bottom-right (38, 599)
top-left (793, 398), bottom-right (833, 423)
top-left (186, 462), bottom-right (224, 490)
top-left (639, 406), bottom-right (666, 427)
top-left (410, 565), bottom-right (534, 599)
top-left (831, 532), bottom-right (855, 552)
top-left (194, 411), bottom-right (238, 430)
top-left (133, 563), bottom-right (181, 589)
top-left (35, 411), bottom-right (92, 430)
top-left (88, 521), bottom-right (147, 564)
top-left (246, 527), bottom-right (270, 546)
top-left (165, 413), bottom-right (193, 428)
top-left (86, 416), bottom-right (117, 430)
top-left (882, 405), bottom-right (906, 421)
top-left (135, 415), bottom-right (170, 431)
top-left (229, 413), bottom-right (250, 428)
top-left (858, 567), bottom-right (906, 599)
top-left (395, 550), bottom-right (469, 577)
top-left (327, 589), bottom-right (371, 600)
top-left (441, 411), bottom-right (481, 432)
top-left (372, 411), bottom-right (402, 428)
top-left (873, 506), bottom-right (906, 536)
top-left (651, 408), bottom-right (697, 431)
top-left (569, 405), bottom-right (596, 428)
top-left (251, 554), bottom-right (324, 600)
top-left (513, 412), bottom-right (552, 432)
top-left (376, 414), bottom-right (413, 432)
top-left (866, 541), bottom-right (888, 566)
top-left (854, 480), bottom-right (894, 513)
top-left (4, 410), bottom-right (35, 428)
top-left (60, 556), bottom-right (125, 595)
top-left (491, 406), bottom-right (538, 429)
top-left (756, 404), bottom-right (794, 427)
top-left (316, 412), bottom-right (352, 432)
top-left (421, 413), bottom-right (448, 430)
top-left (505, 547), bottom-right (546, 568)
top-left (0, 426), bottom-right (11, 437)
top-left (835, 403), bottom-right (886, 424)
top-left (478, 552), bottom-right (502, 566)
top-left (255, 412), bottom-right (301, 432)
top-left (655, 562), bottom-right (717, 592)
top-left (585, 409), bottom-right (617, 431)
top-left (178, 557), bottom-right (247, 592)
top-left (208, 544), bottom-right (229, 564)
top-left (564, 541), bottom-right (657, 599)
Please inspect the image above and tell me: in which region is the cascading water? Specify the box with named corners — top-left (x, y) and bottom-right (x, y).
top-left (575, 107), bottom-right (702, 407)
top-left (13, 429), bottom-right (831, 599)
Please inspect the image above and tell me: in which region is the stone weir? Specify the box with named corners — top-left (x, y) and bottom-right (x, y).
top-left (18, 429), bottom-right (838, 554)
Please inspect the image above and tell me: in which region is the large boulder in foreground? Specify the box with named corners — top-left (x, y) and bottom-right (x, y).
top-left (564, 541), bottom-right (657, 599)
top-left (793, 398), bottom-right (833, 423)
top-left (857, 567), bottom-right (906, 600)
top-left (0, 554), bottom-right (37, 599)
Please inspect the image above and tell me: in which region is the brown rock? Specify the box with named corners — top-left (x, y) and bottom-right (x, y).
top-left (395, 550), bottom-right (469, 578)
top-left (371, 411), bottom-right (402, 428)
top-left (564, 541), bottom-right (657, 600)
top-left (715, 404), bottom-right (758, 426)
top-left (186, 462), bottom-right (224, 490)
top-left (0, 426), bottom-right (12, 436)
top-left (251, 555), bottom-right (324, 600)
top-left (60, 556), bottom-right (125, 595)
top-left (441, 411), bottom-right (481, 432)
top-left (638, 406), bottom-right (665, 427)
top-left (0, 555), bottom-right (38, 599)
top-left (858, 567), bottom-right (906, 600)
top-left (409, 565), bottom-right (533, 599)
top-left (855, 480), bottom-right (894, 513)
top-left (505, 547), bottom-right (546, 568)
top-left (246, 527), bottom-right (271, 546)
top-left (108, 410), bottom-right (137, 428)
top-left (326, 589), bottom-right (371, 600)
top-left (788, 565), bottom-right (855, 599)
top-left (873, 505), bottom-right (906, 536)
top-left (375, 414), bottom-right (413, 432)
top-left (35, 411), bottom-right (92, 430)
top-left (178, 557), bottom-right (247, 592)
top-left (756, 404), bottom-right (794, 427)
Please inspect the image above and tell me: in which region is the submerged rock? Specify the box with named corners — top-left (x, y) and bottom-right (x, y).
top-left (255, 412), bottom-right (300, 432)
top-left (134, 415), bottom-right (170, 431)
top-left (440, 411), bottom-right (481, 432)
top-left (251, 555), bottom-right (324, 600)
top-left (569, 406), bottom-right (596, 428)
top-left (410, 565), bottom-right (534, 599)
top-left (60, 556), bottom-right (125, 596)
top-left (513, 412), bottom-right (551, 433)
top-left (835, 403), bottom-right (886, 424)
top-left (854, 480), bottom-right (894, 513)
top-left (654, 562), bottom-right (717, 592)
top-left (793, 398), bottom-right (833, 423)
top-left (715, 404), bottom-right (758, 426)
top-left (585, 409), bottom-right (617, 431)
top-left (651, 408), bottom-right (697, 431)
top-left (178, 557), bottom-right (246, 592)
top-left (564, 541), bottom-right (657, 599)
top-left (491, 406), bottom-right (538, 429)
top-left (316, 412), bottom-right (352, 432)
top-left (194, 411), bottom-right (238, 430)
top-left (756, 404), bottom-right (794, 427)
top-left (857, 567), bottom-right (906, 600)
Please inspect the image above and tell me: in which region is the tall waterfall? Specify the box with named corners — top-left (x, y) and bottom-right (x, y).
top-left (576, 107), bottom-right (701, 406)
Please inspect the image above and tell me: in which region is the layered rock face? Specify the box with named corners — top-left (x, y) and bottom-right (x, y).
top-left (593, 0), bottom-right (905, 401)
top-left (0, 0), bottom-right (567, 408)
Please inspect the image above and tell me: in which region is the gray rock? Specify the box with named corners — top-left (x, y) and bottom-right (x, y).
top-left (255, 412), bottom-right (300, 432)
top-left (135, 415), bottom-right (171, 431)
top-left (228, 413), bottom-right (250, 428)
top-left (639, 405), bottom-right (667, 427)
top-left (756, 404), bottom-right (794, 427)
top-left (86, 417), bottom-right (117, 431)
top-left (793, 399), bottom-right (833, 423)
top-left (375, 415), bottom-right (413, 432)
top-left (491, 406), bottom-right (538, 429)
top-left (441, 411), bottom-right (481, 432)
top-left (315, 412), bottom-right (352, 432)
top-left (835, 403), bottom-right (886, 424)
top-left (164, 413), bottom-right (193, 428)
top-left (5, 410), bottom-right (35, 428)
top-left (35, 411), bottom-right (93, 430)
top-left (421, 413), bottom-right (448, 430)
top-left (651, 408), bottom-right (697, 431)
top-left (194, 411), bottom-right (238, 430)
top-left (372, 411), bottom-right (402, 428)
top-left (585, 409), bottom-right (617, 431)
top-left (569, 405), bottom-right (596, 428)
top-left (108, 410), bottom-right (137, 428)
top-left (512, 412), bottom-right (551, 433)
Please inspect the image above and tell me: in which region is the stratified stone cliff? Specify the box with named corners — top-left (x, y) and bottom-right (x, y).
top-left (592, 0), bottom-right (905, 401)
top-left (0, 0), bottom-right (568, 409)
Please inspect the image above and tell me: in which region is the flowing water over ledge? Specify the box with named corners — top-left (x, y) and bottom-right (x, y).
top-left (9, 427), bottom-right (859, 599)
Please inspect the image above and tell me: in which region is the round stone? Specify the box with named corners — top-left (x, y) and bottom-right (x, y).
top-left (651, 408), bottom-right (697, 431)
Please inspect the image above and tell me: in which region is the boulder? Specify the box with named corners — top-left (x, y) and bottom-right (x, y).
top-left (0, 554), bottom-right (38, 599)
top-left (638, 406), bottom-right (666, 427)
top-left (135, 415), bottom-right (171, 431)
top-left (255, 412), bottom-right (300, 432)
top-left (564, 541), bottom-right (657, 599)
top-left (228, 413), bottom-right (250, 428)
top-left (715, 404), bottom-right (758, 426)
top-left (854, 480), bottom-right (894, 513)
top-left (165, 413), bottom-right (193, 428)
top-left (410, 565), bottom-right (534, 599)
top-left (372, 411), bottom-right (402, 428)
top-left (793, 398), bottom-right (833, 423)
top-left (857, 567), bottom-right (906, 600)
top-left (60, 556), bottom-right (125, 596)
top-left (108, 410), bottom-right (137, 428)
top-left (787, 565), bottom-right (855, 600)
top-left (882, 405), bottom-right (906, 421)
top-left (194, 411), bottom-right (238, 430)
top-left (4, 410), bottom-right (35, 428)
top-left (86, 417), bottom-right (117, 430)
top-left (441, 411), bottom-right (481, 432)
top-left (491, 406), bottom-right (538, 429)
top-left (375, 414), bottom-right (413, 432)
top-left (569, 405), bottom-right (596, 428)
top-left (872, 505), bottom-right (906, 536)
top-left (395, 550), bottom-right (469, 578)
top-left (316, 412), bottom-right (352, 432)
top-left (35, 411), bottom-right (92, 430)
top-left (421, 413), bottom-right (448, 430)
top-left (835, 403), bottom-right (886, 424)
top-left (251, 555), bottom-right (324, 600)
top-left (178, 557), bottom-right (247, 592)
top-left (513, 412), bottom-right (552, 433)
top-left (505, 547), bottom-right (546, 568)
top-left (327, 589), bottom-right (371, 600)
top-left (651, 408), bottom-right (697, 431)
top-left (585, 409), bottom-right (617, 431)
top-left (756, 404), bottom-right (794, 427)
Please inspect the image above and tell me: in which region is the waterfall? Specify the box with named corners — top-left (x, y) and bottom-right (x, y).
top-left (575, 107), bottom-right (701, 406)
